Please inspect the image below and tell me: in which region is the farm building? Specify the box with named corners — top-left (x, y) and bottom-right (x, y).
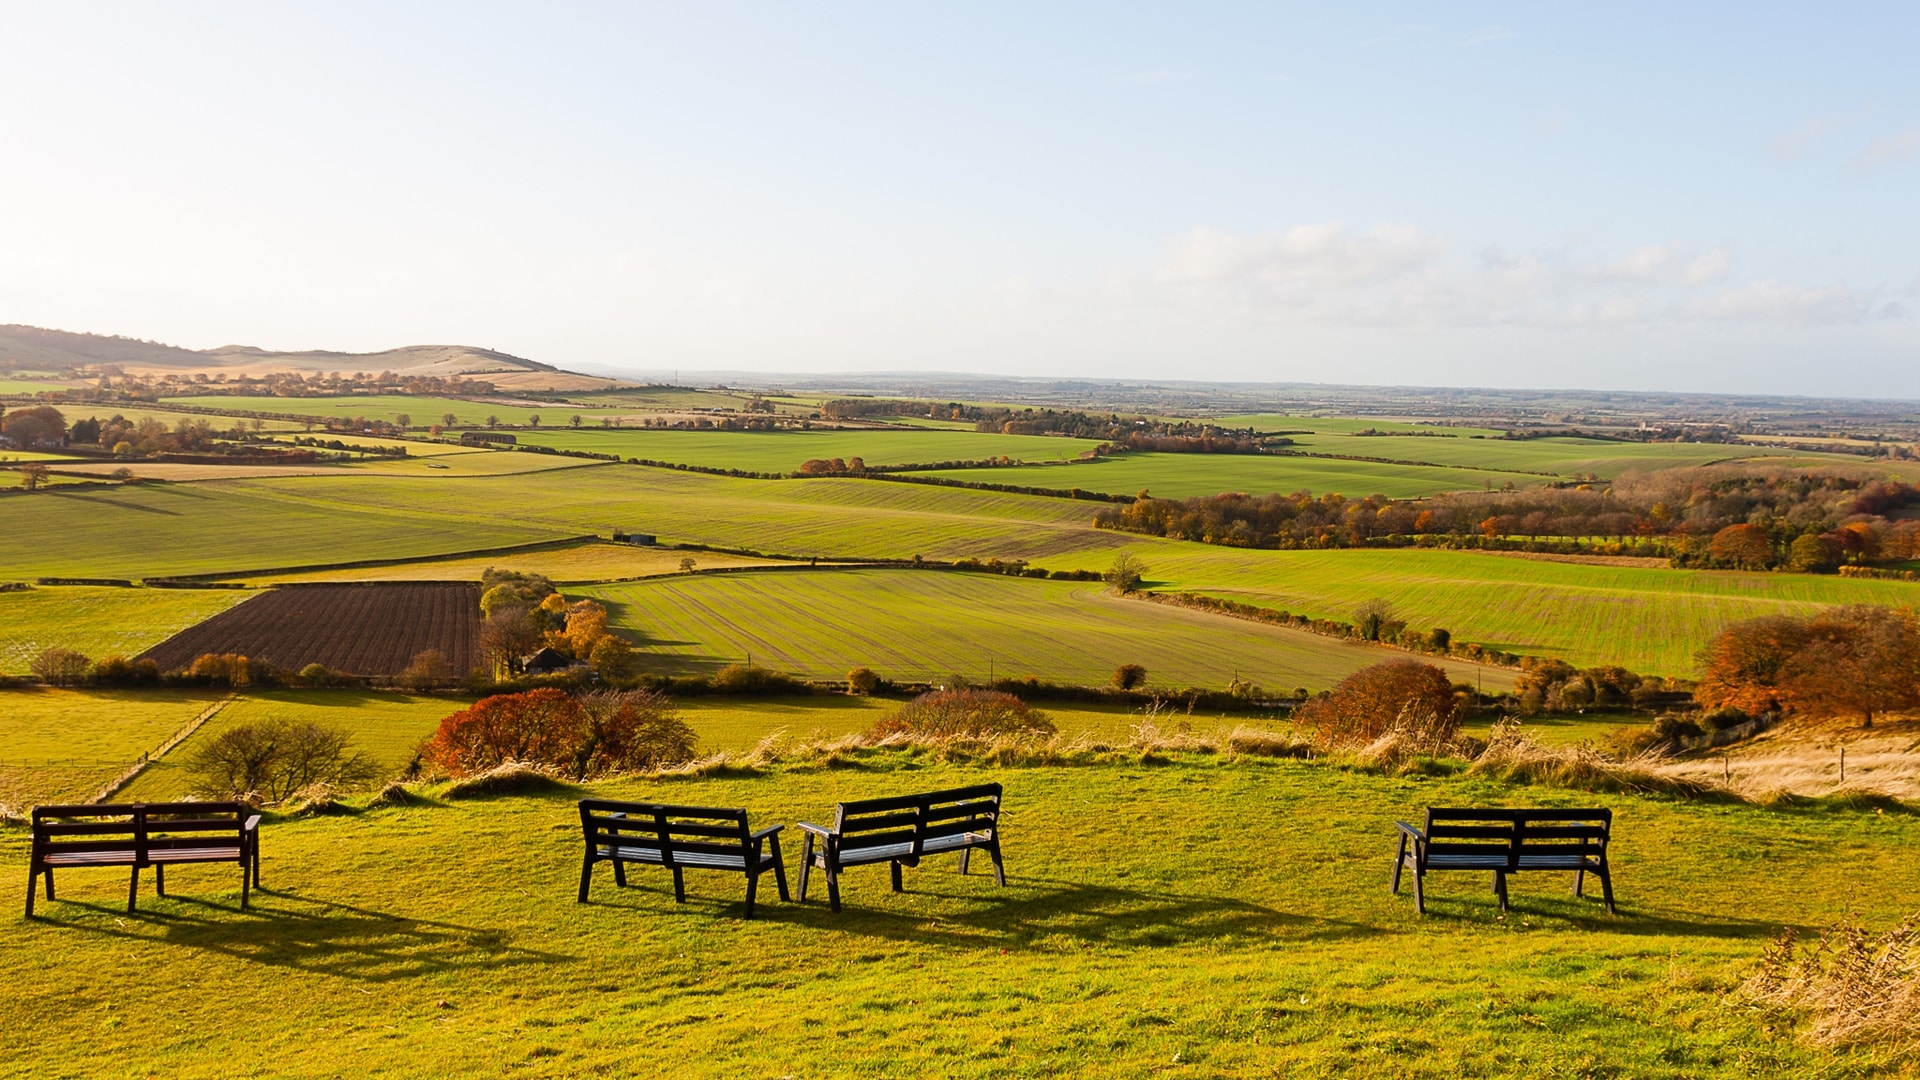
top-left (460, 431), bottom-right (518, 446)
top-left (522, 647), bottom-right (582, 675)
top-left (612, 530), bottom-right (657, 546)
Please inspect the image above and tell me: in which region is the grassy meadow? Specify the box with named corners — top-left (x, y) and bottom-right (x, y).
top-left (582, 568), bottom-right (1517, 692)
top-left (2, 756), bottom-right (1911, 1077)
top-left (0, 586), bottom-right (251, 672)
top-left (0, 687), bottom-right (226, 806)
top-left (907, 453), bottom-right (1547, 500)
top-left (159, 393), bottom-right (632, 428)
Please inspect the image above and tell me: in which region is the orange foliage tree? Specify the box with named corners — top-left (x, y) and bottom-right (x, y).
top-left (1708, 524), bottom-right (1775, 569)
top-left (425, 688), bottom-right (694, 778)
top-left (1696, 607), bottom-right (1920, 726)
top-left (1297, 659), bottom-right (1460, 752)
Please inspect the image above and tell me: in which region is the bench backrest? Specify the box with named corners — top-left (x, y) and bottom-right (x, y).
top-left (832, 783), bottom-right (1001, 860)
top-left (578, 799), bottom-right (752, 863)
top-left (31, 802), bottom-right (247, 859)
top-left (1423, 807), bottom-right (1610, 867)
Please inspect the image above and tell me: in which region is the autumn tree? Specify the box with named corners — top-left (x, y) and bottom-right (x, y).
top-left (870, 689), bottom-right (1057, 738)
top-left (847, 666), bottom-right (880, 695)
top-left (18, 463), bottom-right (49, 491)
top-left (424, 687), bottom-right (694, 778)
top-left (31, 648), bottom-right (91, 686)
top-left (1104, 553), bottom-right (1147, 593)
top-left (189, 720), bottom-right (377, 802)
top-left (1695, 615), bottom-right (1810, 716)
top-left (1708, 524), bottom-right (1775, 570)
top-left (589, 635), bottom-right (641, 684)
top-left (1, 405), bottom-right (66, 448)
top-left (1353, 598), bottom-right (1398, 642)
top-left (1787, 533), bottom-right (1841, 573)
top-left (1112, 663), bottom-right (1148, 690)
top-left (1297, 659), bottom-right (1461, 752)
top-left (1697, 607), bottom-right (1920, 727)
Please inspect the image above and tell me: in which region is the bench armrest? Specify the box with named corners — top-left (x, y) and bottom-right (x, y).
top-left (750, 824), bottom-right (784, 841)
top-left (797, 822), bottom-right (835, 839)
top-left (1394, 821), bottom-right (1426, 842)
top-left (243, 815), bottom-right (263, 833)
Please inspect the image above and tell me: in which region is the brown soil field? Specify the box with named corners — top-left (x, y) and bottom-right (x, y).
top-left (139, 583), bottom-right (480, 677)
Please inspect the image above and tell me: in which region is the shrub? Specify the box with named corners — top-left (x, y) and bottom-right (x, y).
top-left (188, 720), bottom-right (379, 803)
top-left (298, 663), bottom-right (338, 688)
top-left (870, 689), bottom-right (1057, 739)
top-left (425, 688), bottom-right (584, 776)
top-left (711, 664), bottom-right (808, 696)
top-left (589, 636), bottom-right (640, 684)
top-left (31, 647), bottom-right (91, 687)
top-left (1112, 663), bottom-right (1148, 690)
top-left (1652, 712), bottom-right (1703, 741)
top-left (573, 689), bottom-right (697, 776)
top-left (1297, 659), bottom-right (1460, 753)
top-left (399, 650), bottom-right (450, 691)
top-left (1103, 553), bottom-right (1147, 593)
top-left (847, 666), bottom-right (880, 695)
top-left (91, 654), bottom-right (158, 686)
top-left (442, 762), bottom-right (572, 800)
top-left (185, 652), bottom-right (253, 688)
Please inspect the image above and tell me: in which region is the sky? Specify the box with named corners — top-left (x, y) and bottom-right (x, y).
top-left (2, 3), bottom-right (1916, 395)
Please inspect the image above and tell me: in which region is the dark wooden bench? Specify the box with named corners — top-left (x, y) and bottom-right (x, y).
top-left (1392, 807), bottom-right (1614, 915)
top-left (576, 800), bottom-right (789, 918)
top-left (26, 802), bottom-right (262, 918)
top-left (796, 783), bottom-right (1004, 912)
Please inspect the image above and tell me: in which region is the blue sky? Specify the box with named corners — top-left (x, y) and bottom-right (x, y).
top-left (2, 4), bottom-right (1915, 394)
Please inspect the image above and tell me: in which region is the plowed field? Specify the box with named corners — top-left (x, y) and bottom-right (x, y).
top-left (139, 583), bottom-right (481, 676)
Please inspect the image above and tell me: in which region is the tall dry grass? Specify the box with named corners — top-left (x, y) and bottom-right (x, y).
top-left (1743, 914), bottom-right (1920, 1050)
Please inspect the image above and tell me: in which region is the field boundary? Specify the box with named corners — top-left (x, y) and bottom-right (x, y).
top-left (152, 535), bottom-right (602, 583)
top-left (91, 694), bottom-right (236, 803)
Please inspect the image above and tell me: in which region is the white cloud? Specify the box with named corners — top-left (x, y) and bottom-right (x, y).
top-left (1856, 128), bottom-right (1920, 171)
top-left (1152, 224), bottom-right (1882, 331)
top-left (1460, 26), bottom-right (1516, 47)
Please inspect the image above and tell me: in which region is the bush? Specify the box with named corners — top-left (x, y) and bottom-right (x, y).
top-left (1297, 659), bottom-right (1460, 753)
top-left (91, 654), bottom-right (158, 686)
top-left (298, 663), bottom-right (338, 688)
top-left (1112, 663), bottom-right (1148, 690)
top-left (1698, 706), bottom-right (1752, 733)
top-left (31, 648), bottom-right (91, 687)
top-left (424, 687), bottom-right (697, 779)
top-left (1742, 913), bottom-right (1920, 1048)
top-left (870, 689), bottom-right (1057, 739)
top-left (399, 650), bottom-right (450, 691)
top-left (589, 636), bottom-right (640, 684)
top-left (1651, 712), bottom-right (1703, 741)
top-left (185, 653), bottom-right (254, 688)
top-left (847, 666), bottom-right (880, 695)
top-left (711, 664), bottom-right (808, 696)
top-left (1103, 553), bottom-right (1147, 593)
top-left (188, 720), bottom-right (379, 803)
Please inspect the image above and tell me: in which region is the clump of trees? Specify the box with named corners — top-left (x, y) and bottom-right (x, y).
top-left (425, 687), bottom-right (697, 779)
top-left (476, 569), bottom-right (638, 684)
top-left (1696, 606), bottom-right (1920, 727)
top-left (1296, 660), bottom-right (1462, 753)
top-left (870, 689), bottom-right (1058, 739)
top-left (1093, 468), bottom-right (1920, 571)
top-left (0, 405), bottom-right (68, 448)
top-left (189, 719), bottom-right (378, 802)
top-left (29, 648), bottom-right (91, 686)
top-left (1112, 663), bottom-right (1148, 690)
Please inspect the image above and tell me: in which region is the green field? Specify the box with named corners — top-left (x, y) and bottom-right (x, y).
top-left (161, 394), bottom-right (630, 428)
top-left (0, 687), bottom-right (225, 806)
top-left (513, 426), bottom-right (1105, 469)
top-left (583, 568), bottom-right (1516, 692)
top-left (909, 453), bottom-right (1548, 499)
top-left (6, 466), bottom-right (1918, 675)
top-left (119, 690), bottom-right (456, 802)
top-left (1214, 414), bottom-right (1508, 436)
top-left (0, 586), bottom-right (252, 672)
top-left (3, 756), bottom-right (1910, 1076)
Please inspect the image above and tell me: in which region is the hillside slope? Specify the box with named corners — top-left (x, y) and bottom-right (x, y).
top-left (0, 324), bottom-right (559, 379)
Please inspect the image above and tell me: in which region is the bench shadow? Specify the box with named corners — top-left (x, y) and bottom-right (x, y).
top-left (596, 868), bottom-right (1385, 948)
top-left (1397, 883), bottom-right (1786, 939)
top-left (38, 890), bottom-right (575, 983)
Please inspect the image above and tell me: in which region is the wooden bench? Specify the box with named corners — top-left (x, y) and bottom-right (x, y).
top-left (576, 800), bottom-right (789, 918)
top-left (26, 802), bottom-right (262, 918)
top-left (796, 783), bottom-right (1004, 912)
top-left (1392, 807), bottom-right (1614, 915)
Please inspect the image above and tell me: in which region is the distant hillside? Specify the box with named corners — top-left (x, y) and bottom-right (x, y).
top-left (0, 325), bottom-right (557, 377)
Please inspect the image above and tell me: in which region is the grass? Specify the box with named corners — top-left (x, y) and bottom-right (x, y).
top-left (3, 755), bottom-right (1916, 1076)
top-left (0, 586), bottom-right (252, 672)
top-left (1279, 433), bottom-right (1802, 478)
top-left (160, 393), bottom-right (631, 428)
top-left (0, 481), bottom-right (565, 579)
top-left (511, 426), bottom-right (1106, 469)
top-left (582, 568), bottom-right (1515, 692)
top-left (119, 690), bottom-right (456, 802)
top-left (0, 687), bottom-right (225, 806)
top-left (908, 452), bottom-right (1550, 499)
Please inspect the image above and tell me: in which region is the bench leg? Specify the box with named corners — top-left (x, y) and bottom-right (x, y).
top-left (959, 847), bottom-right (971, 875)
top-left (796, 835), bottom-right (814, 903)
top-left (1390, 834), bottom-right (1407, 894)
top-left (1412, 869), bottom-right (1425, 915)
top-left (671, 867), bottom-right (686, 904)
top-left (24, 868), bottom-right (36, 918)
top-left (1599, 869), bottom-right (1615, 915)
top-left (1573, 868), bottom-right (1586, 897)
top-left (743, 872), bottom-right (759, 919)
top-left (769, 838), bottom-right (791, 902)
top-left (826, 867), bottom-right (841, 913)
top-left (156, 864), bottom-right (166, 898)
top-left (45, 866), bottom-right (55, 901)
top-left (612, 858), bottom-right (628, 889)
top-left (577, 854), bottom-right (595, 903)
top-left (240, 860), bottom-right (250, 910)
top-left (890, 860), bottom-right (904, 893)
top-left (252, 840), bottom-right (262, 890)
top-left (127, 866), bottom-right (140, 913)
top-left (988, 842), bottom-right (1006, 887)
top-left (1494, 872), bottom-right (1509, 914)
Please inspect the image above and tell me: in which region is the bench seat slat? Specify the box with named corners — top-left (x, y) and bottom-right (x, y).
top-left (148, 846), bottom-right (244, 863)
top-left (835, 831), bottom-right (989, 866)
top-left (599, 845), bottom-right (774, 870)
top-left (41, 850), bottom-right (141, 867)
